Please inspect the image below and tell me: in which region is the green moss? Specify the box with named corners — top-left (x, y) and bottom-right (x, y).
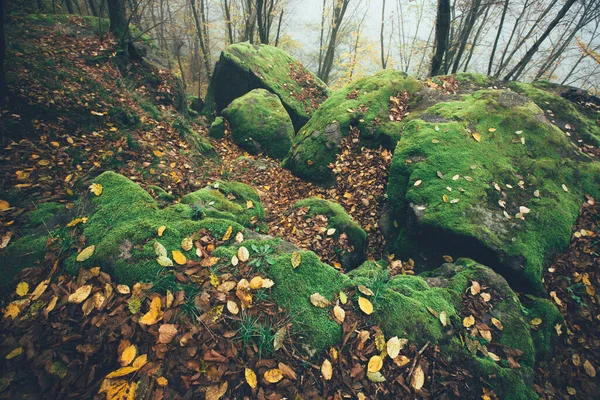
top-left (386, 89), bottom-right (600, 292)
top-left (284, 70), bottom-right (422, 183)
top-left (452, 72), bottom-right (495, 87)
top-left (146, 185), bottom-right (175, 202)
top-left (208, 116), bottom-right (225, 139)
top-left (222, 89), bottom-right (294, 159)
top-left (205, 42), bottom-right (329, 130)
top-left (181, 180), bottom-right (264, 228)
top-left (27, 202), bottom-right (64, 230)
top-left (0, 235), bottom-right (48, 293)
top-left (523, 297), bottom-right (563, 362)
top-left (509, 82), bottom-right (600, 146)
top-left (475, 358), bottom-right (537, 400)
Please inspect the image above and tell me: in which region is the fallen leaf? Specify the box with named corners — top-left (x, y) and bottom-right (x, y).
top-left (89, 183), bottom-right (103, 196)
top-left (5, 347), bottom-right (23, 360)
top-left (117, 285), bottom-right (131, 295)
top-left (463, 315), bottom-right (475, 328)
top-left (339, 291), bottom-right (347, 304)
top-left (0, 200), bottom-right (10, 210)
top-left (76, 245), bottom-right (95, 262)
top-left (156, 377), bottom-right (168, 387)
top-left (157, 256), bottom-right (173, 267)
top-left (491, 318), bottom-right (504, 330)
top-left (291, 252), bottom-right (301, 269)
top-left (472, 132), bottom-right (481, 142)
top-left (31, 279), bottom-right (49, 300)
top-left (68, 285), bottom-right (92, 304)
top-left (358, 297), bottom-right (373, 315)
top-left (157, 226), bottom-right (166, 236)
top-left (411, 365), bottom-right (425, 390)
top-left (333, 305), bottom-right (345, 323)
top-left (530, 318), bottom-right (542, 326)
top-left (105, 366), bottom-right (139, 379)
top-left (222, 225), bottom-right (233, 241)
top-left (120, 345), bottom-right (137, 367)
top-left (139, 297), bottom-right (164, 325)
top-left (245, 368), bottom-right (257, 388)
top-left (310, 293), bottom-right (331, 308)
top-left (368, 355), bottom-right (383, 373)
top-left (264, 368), bottom-right (283, 383)
top-left (273, 326), bottom-right (286, 351)
top-left (358, 285), bottom-right (374, 296)
top-left (16, 282), bottom-right (29, 297)
top-left (583, 360), bottom-right (596, 377)
top-left (158, 324), bottom-right (178, 344)
top-left (249, 276), bottom-right (263, 290)
top-left (367, 371), bottom-right (386, 382)
top-left (172, 250), bottom-right (186, 265)
top-left (181, 237), bottom-right (193, 251)
top-left (439, 311), bottom-right (447, 326)
top-left (321, 359), bottom-right (333, 380)
top-left (238, 246), bottom-right (249, 262)
top-left (227, 300), bottom-right (239, 315)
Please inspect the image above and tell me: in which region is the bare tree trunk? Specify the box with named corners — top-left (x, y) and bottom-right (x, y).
top-left (488, 0), bottom-right (509, 75)
top-left (223, 0), bottom-right (234, 45)
top-left (504, 0), bottom-right (578, 81)
top-left (430, 0), bottom-right (450, 76)
top-left (274, 7), bottom-right (283, 46)
top-left (462, 4), bottom-right (490, 72)
top-left (190, 0), bottom-right (212, 79)
top-left (404, 0), bottom-right (424, 73)
top-left (65, 0), bottom-right (75, 14)
top-left (74, 0), bottom-right (83, 15)
top-left (0, 0), bottom-right (6, 98)
top-left (450, 0), bottom-right (482, 73)
top-left (107, 0), bottom-right (129, 42)
top-left (87, 0), bottom-right (97, 17)
top-left (317, 0), bottom-right (326, 77)
top-left (380, 0), bottom-right (387, 69)
top-left (36, 0), bottom-right (44, 11)
top-left (175, 41), bottom-right (187, 89)
top-left (318, 0), bottom-right (350, 83)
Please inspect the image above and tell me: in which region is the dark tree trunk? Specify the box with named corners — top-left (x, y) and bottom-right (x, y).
top-left (380, 0), bottom-right (387, 69)
top-left (430, 0), bottom-right (450, 76)
top-left (318, 0), bottom-right (350, 83)
top-left (0, 0), bottom-right (6, 97)
top-left (37, 0), bottom-right (45, 12)
top-left (87, 0), bottom-right (97, 17)
top-left (488, 0), bottom-right (509, 75)
top-left (107, 0), bottom-right (129, 41)
top-left (65, 0), bottom-right (75, 14)
top-left (274, 7), bottom-right (283, 46)
top-left (504, 0), bottom-right (578, 81)
top-left (191, 0), bottom-right (212, 79)
top-left (223, 0), bottom-right (234, 44)
top-left (462, 4), bottom-right (490, 72)
top-left (450, 0), bottom-right (481, 73)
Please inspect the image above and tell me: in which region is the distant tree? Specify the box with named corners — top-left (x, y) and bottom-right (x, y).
top-left (190, 0), bottom-right (212, 79)
top-left (430, 0), bottom-right (450, 76)
top-left (107, 0), bottom-right (129, 41)
top-left (0, 0), bottom-right (6, 97)
top-left (317, 0), bottom-right (351, 83)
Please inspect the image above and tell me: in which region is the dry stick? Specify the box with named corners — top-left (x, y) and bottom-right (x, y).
top-left (407, 341), bottom-right (430, 385)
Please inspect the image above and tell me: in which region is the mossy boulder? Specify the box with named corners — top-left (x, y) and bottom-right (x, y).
top-left (180, 180), bottom-right (265, 229)
top-left (509, 81), bottom-right (600, 146)
top-left (292, 197), bottom-right (366, 269)
top-left (221, 89), bottom-right (293, 159)
top-left (384, 89), bottom-right (600, 293)
top-left (283, 70), bottom-right (423, 184)
top-left (208, 116), bottom-right (225, 139)
top-left (204, 42), bottom-right (329, 131)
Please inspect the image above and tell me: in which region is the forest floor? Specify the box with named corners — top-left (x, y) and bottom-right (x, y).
top-left (0, 14), bottom-right (598, 399)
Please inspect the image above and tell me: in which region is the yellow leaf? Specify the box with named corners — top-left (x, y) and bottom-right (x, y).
top-left (139, 297), bottom-right (164, 325)
top-left (222, 225), bottom-right (233, 241)
top-left (333, 305), bottom-right (345, 323)
top-left (156, 377), bottom-right (168, 387)
top-left (89, 183), bottom-right (103, 196)
top-left (132, 354), bottom-right (148, 369)
top-left (339, 291), bottom-right (347, 304)
top-left (105, 366), bottom-right (139, 379)
top-left (6, 347), bottom-right (23, 360)
top-left (210, 273), bottom-right (220, 288)
top-left (242, 368), bottom-right (257, 389)
top-left (310, 293), bottom-right (331, 308)
top-left (249, 276), bottom-right (263, 290)
top-left (238, 246), bottom-right (249, 262)
top-left (291, 252), bottom-right (301, 269)
top-left (206, 382), bottom-right (228, 400)
top-left (488, 128), bottom-right (497, 132)
top-left (45, 296), bottom-right (58, 315)
top-left (264, 368), bottom-right (283, 383)
top-left (16, 282), bottom-right (29, 297)
top-left (227, 300), bottom-right (239, 315)
top-left (387, 336), bottom-right (405, 359)
top-left (358, 285), bottom-right (374, 296)
top-left (172, 250), bottom-right (186, 265)
top-left (246, 200), bottom-right (254, 209)
top-left (368, 355), bottom-right (383, 373)
top-left (66, 218), bottom-right (85, 227)
top-left (472, 132), bottom-right (481, 142)
top-left (153, 150), bottom-right (163, 157)
top-left (181, 237), bottom-right (193, 251)
top-left (157, 225), bottom-right (166, 237)
top-left (583, 360), bottom-right (596, 377)
top-left (463, 315), bottom-right (475, 328)
top-left (117, 285), bottom-right (131, 295)
top-left (321, 359), bottom-right (333, 380)
top-left (99, 379), bottom-right (137, 400)
top-left (491, 317), bottom-right (504, 330)
top-left (31, 279), bottom-right (50, 300)
top-left (0, 199), bottom-right (10, 210)
top-left (68, 285), bottom-right (92, 304)
top-left (76, 245), bottom-right (95, 262)
top-left (439, 311), bottom-right (447, 326)
top-left (157, 256), bottom-right (173, 267)
top-left (530, 318), bottom-right (542, 326)
top-left (120, 345), bottom-right (137, 367)
top-left (411, 365), bottom-right (425, 390)
top-left (443, 194), bottom-right (449, 203)
top-left (358, 297), bottom-right (373, 315)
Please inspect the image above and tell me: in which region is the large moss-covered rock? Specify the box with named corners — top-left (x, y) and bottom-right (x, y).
top-left (204, 43), bottom-right (329, 131)
top-left (283, 70), bottom-right (423, 184)
top-left (293, 197), bottom-right (366, 269)
top-left (384, 89), bottom-right (600, 293)
top-left (509, 81), bottom-right (600, 146)
top-left (222, 89), bottom-right (293, 159)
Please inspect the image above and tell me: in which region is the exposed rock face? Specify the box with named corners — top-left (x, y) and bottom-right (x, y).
top-left (221, 89), bottom-right (294, 160)
top-left (204, 42), bottom-right (329, 131)
top-left (384, 89), bottom-right (600, 293)
top-left (283, 70), bottom-right (422, 184)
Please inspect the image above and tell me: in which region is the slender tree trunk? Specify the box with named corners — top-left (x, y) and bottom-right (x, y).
top-left (175, 42), bottom-right (187, 89)
top-left (430, 0), bottom-right (450, 76)
top-left (87, 0), bottom-right (97, 17)
top-left (504, 0), bottom-right (578, 81)
top-left (318, 0), bottom-right (350, 83)
top-left (462, 5), bottom-right (490, 72)
top-left (274, 7), bottom-right (283, 46)
top-left (65, 0), bottom-right (75, 14)
top-left (223, 0), bottom-right (234, 45)
top-left (36, 0), bottom-right (44, 11)
top-left (488, 0), bottom-right (509, 75)
top-left (450, 0), bottom-right (482, 73)
top-left (74, 0), bottom-right (83, 15)
top-left (380, 0), bottom-right (387, 69)
top-left (0, 0), bottom-right (6, 98)
top-left (317, 0), bottom-right (326, 77)
top-left (190, 0), bottom-right (212, 79)
top-left (405, 0), bottom-right (424, 73)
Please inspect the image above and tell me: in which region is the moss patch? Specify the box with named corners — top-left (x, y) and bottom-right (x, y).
top-left (222, 89), bottom-right (293, 159)
top-left (293, 197), bottom-right (366, 269)
top-left (385, 89), bottom-right (600, 293)
top-left (283, 70), bottom-right (422, 183)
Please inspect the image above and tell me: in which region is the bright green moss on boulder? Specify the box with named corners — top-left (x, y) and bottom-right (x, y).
top-left (385, 89), bottom-right (600, 293)
top-left (293, 197), bottom-right (366, 269)
top-left (204, 43), bottom-right (329, 131)
top-left (509, 82), bottom-right (600, 146)
top-left (208, 116), bottom-right (225, 139)
top-left (283, 70), bottom-right (422, 183)
top-left (181, 180), bottom-right (265, 229)
top-left (221, 89), bottom-right (293, 159)
top-left (0, 235), bottom-right (48, 293)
